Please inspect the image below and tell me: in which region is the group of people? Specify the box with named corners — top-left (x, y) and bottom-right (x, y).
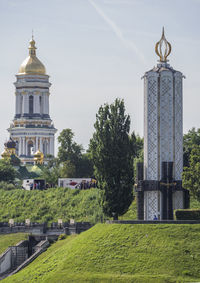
top-left (77, 180), bottom-right (97, 190)
top-left (30, 182), bottom-right (42, 190)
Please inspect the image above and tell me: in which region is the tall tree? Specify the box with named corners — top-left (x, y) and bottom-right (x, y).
top-left (57, 129), bottom-right (83, 176)
top-left (58, 129), bottom-right (83, 164)
top-left (183, 128), bottom-right (200, 167)
top-left (182, 145), bottom-right (200, 201)
top-left (89, 99), bottom-right (135, 219)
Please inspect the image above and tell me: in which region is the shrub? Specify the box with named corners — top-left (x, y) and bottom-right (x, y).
top-left (58, 234), bottom-right (67, 240)
top-left (175, 209), bottom-right (200, 220)
top-left (0, 181), bottom-right (16, 190)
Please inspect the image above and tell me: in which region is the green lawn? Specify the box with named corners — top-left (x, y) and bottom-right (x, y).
top-left (0, 188), bottom-right (104, 223)
top-left (0, 233), bottom-right (27, 255)
top-left (4, 224), bottom-right (200, 282)
top-left (0, 186), bottom-right (199, 225)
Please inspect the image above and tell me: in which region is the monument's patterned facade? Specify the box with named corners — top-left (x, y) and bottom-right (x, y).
top-left (7, 37), bottom-right (57, 164)
top-left (136, 28), bottom-right (189, 220)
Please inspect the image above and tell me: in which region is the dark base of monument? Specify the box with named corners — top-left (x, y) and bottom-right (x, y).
top-left (135, 162), bottom-right (190, 221)
top-left (135, 180), bottom-right (190, 220)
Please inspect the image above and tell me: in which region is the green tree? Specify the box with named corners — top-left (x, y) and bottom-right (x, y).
top-left (89, 98), bottom-right (135, 219)
top-left (183, 146), bottom-right (200, 201)
top-left (57, 129), bottom-right (83, 176)
top-left (58, 129), bottom-right (83, 164)
top-left (76, 153), bottom-right (94, 178)
top-left (57, 129), bottom-right (94, 177)
top-left (60, 160), bottom-right (76, 178)
top-left (41, 166), bottom-right (61, 187)
top-left (183, 128), bottom-right (200, 167)
top-left (134, 134), bottom-right (143, 158)
top-left (0, 160), bottom-right (16, 183)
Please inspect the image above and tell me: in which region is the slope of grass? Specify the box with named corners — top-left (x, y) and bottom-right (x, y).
top-left (0, 184), bottom-right (199, 224)
top-left (4, 224), bottom-right (200, 282)
top-left (119, 198), bottom-right (137, 220)
top-left (0, 233), bottom-right (27, 255)
top-left (0, 188), bottom-right (104, 223)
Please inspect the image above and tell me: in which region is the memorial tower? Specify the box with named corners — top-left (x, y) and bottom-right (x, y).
top-left (135, 28), bottom-right (189, 220)
top-left (7, 37), bottom-right (57, 164)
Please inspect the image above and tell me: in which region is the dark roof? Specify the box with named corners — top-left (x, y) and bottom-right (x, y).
top-left (5, 138), bottom-right (16, 149)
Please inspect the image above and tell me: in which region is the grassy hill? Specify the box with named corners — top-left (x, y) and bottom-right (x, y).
top-left (0, 187), bottom-right (137, 224)
top-left (0, 185), bottom-right (199, 224)
top-left (0, 233), bottom-right (27, 255)
top-left (0, 188), bottom-right (104, 223)
top-left (3, 223), bottom-right (200, 282)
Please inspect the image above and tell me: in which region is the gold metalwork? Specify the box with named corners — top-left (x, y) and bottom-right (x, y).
top-left (160, 182), bottom-right (176, 188)
top-left (1, 149), bottom-right (10, 159)
top-left (1, 145), bottom-right (16, 159)
top-left (155, 27), bottom-right (171, 62)
top-left (34, 149), bottom-right (44, 165)
top-left (18, 36), bottom-right (46, 75)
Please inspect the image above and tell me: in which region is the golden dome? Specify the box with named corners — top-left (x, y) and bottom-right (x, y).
top-left (18, 37), bottom-right (46, 75)
top-left (1, 149), bottom-right (10, 159)
top-left (34, 149), bottom-right (44, 164)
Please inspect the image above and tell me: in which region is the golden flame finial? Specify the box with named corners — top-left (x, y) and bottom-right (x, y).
top-left (155, 27), bottom-right (171, 62)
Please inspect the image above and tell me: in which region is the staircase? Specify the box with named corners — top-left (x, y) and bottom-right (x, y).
top-left (10, 246), bottom-right (28, 270)
top-left (0, 238), bottom-right (49, 280)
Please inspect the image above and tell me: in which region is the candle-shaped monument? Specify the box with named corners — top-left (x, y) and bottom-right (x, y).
top-left (135, 28), bottom-right (189, 220)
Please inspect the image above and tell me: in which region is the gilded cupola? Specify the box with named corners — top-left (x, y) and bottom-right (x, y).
top-left (34, 149), bottom-right (44, 165)
top-left (18, 37), bottom-right (46, 75)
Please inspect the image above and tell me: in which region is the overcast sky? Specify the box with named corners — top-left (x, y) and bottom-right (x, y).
top-left (0, 0), bottom-right (200, 155)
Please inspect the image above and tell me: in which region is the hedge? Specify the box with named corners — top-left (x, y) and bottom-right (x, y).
top-left (175, 209), bottom-right (200, 220)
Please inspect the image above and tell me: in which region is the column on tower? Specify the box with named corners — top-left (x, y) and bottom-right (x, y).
top-left (34, 94), bottom-right (40, 114)
top-left (15, 93), bottom-right (21, 116)
top-left (43, 94), bottom-right (49, 115)
top-left (35, 136), bottom-right (39, 152)
top-left (18, 137), bottom-right (21, 156)
top-left (22, 137), bottom-right (25, 155)
top-left (22, 94), bottom-right (29, 115)
top-left (25, 138), bottom-right (28, 156)
top-left (46, 94), bottom-right (49, 115)
top-left (52, 137), bottom-right (54, 156)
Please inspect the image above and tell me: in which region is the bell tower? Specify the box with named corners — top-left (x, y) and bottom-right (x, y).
top-left (8, 36), bottom-right (57, 164)
top-left (135, 28), bottom-right (189, 220)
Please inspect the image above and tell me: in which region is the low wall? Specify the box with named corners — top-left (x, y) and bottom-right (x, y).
top-left (0, 222), bottom-right (93, 236)
top-left (0, 249), bottom-right (12, 275)
top-left (0, 240), bottom-right (28, 275)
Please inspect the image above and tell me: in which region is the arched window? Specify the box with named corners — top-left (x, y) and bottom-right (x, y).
top-left (39, 96), bottom-right (42, 114)
top-left (29, 96), bottom-right (34, 114)
top-left (27, 140), bottom-right (34, 156)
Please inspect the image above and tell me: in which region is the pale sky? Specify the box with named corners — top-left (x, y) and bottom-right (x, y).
top-left (0, 0), bottom-right (200, 155)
